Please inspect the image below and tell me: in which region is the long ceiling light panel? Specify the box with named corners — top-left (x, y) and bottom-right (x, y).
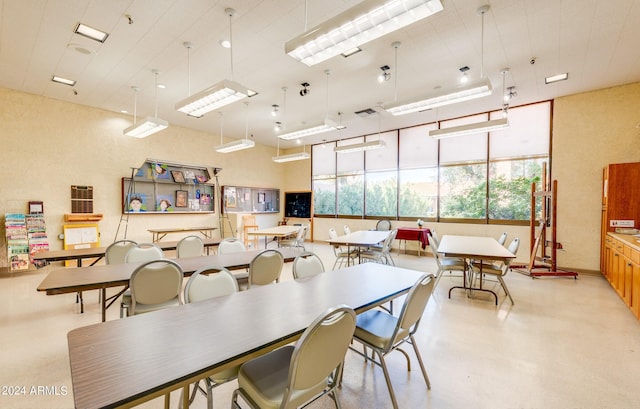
top-left (334, 139), bottom-right (387, 153)
top-left (123, 117), bottom-right (169, 138)
top-left (272, 152), bottom-right (311, 163)
top-left (278, 119), bottom-right (340, 140)
top-left (285, 0), bottom-right (444, 66)
top-left (175, 80), bottom-right (251, 118)
top-left (215, 139), bottom-right (255, 153)
top-left (429, 117), bottom-right (509, 139)
top-left (385, 78), bottom-right (493, 116)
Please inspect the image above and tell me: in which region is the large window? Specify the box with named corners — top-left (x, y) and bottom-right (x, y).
top-left (312, 101), bottom-right (551, 223)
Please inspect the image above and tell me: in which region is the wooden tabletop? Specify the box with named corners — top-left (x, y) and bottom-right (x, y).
top-left (37, 247), bottom-right (301, 295)
top-left (67, 263), bottom-right (424, 409)
top-left (437, 235), bottom-right (515, 261)
top-left (327, 230), bottom-right (391, 247)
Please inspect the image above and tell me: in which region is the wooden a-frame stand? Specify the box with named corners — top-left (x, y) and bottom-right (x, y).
top-left (516, 165), bottom-right (577, 278)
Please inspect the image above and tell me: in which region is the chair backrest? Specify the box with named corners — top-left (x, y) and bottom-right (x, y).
top-left (176, 235), bottom-right (204, 258)
top-left (328, 227), bottom-right (338, 240)
top-left (292, 251), bottom-right (325, 279)
top-left (218, 238), bottom-right (247, 254)
top-left (427, 237), bottom-right (442, 267)
top-left (498, 232), bottom-right (508, 246)
top-left (105, 240), bottom-right (138, 264)
top-left (242, 214), bottom-right (257, 228)
top-left (284, 305), bottom-right (356, 403)
top-left (129, 259), bottom-right (183, 315)
top-left (343, 225), bottom-right (351, 235)
top-left (183, 266), bottom-right (238, 304)
top-left (507, 237), bottom-right (520, 255)
top-left (248, 249), bottom-right (284, 288)
top-left (382, 229), bottom-right (398, 253)
top-left (428, 230), bottom-right (440, 247)
top-left (392, 274), bottom-right (436, 347)
top-left (376, 219), bottom-right (391, 231)
top-left (125, 243), bottom-right (164, 263)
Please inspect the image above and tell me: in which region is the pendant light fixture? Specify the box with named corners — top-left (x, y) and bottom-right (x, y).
top-left (175, 8), bottom-right (255, 118)
top-left (386, 5), bottom-right (494, 116)
top-left (215, 101), bottom-right (255, 153)
top-left (278, 69), bottom-right (343, 140)
top-left (124, 70), bottom-right (168, 138)
top-left (335, 107), bottom-right (386, 153)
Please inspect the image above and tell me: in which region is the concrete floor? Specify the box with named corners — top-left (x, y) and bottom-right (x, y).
top-left (1, 241), bottom-right (639, 409)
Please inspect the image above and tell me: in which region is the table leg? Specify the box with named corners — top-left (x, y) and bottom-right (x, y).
top-left (101, 288), bottom-right (106, 322)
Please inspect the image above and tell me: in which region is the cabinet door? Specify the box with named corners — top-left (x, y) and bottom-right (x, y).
top-left (623, 257), bottom-right (633, 306)
top-left (632, 261), bottom-right (640, 319)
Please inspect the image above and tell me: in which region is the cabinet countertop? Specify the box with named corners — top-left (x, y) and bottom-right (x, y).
top-left (608, 232), bottom-right (640, 252)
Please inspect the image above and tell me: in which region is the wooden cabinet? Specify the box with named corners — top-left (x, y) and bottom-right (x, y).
top-left (603, 233), bottom-right (640, 320)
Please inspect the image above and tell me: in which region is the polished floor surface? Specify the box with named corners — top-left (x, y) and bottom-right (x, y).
top-left (1, 242), bottom-right (640, 409)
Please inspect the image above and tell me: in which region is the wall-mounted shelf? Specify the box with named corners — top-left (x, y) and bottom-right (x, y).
top-left (64, 213), bottom-right (104, 222)
top-left (222, 186), bottom-right (279, 214)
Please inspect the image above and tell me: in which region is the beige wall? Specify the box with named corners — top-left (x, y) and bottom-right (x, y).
top-left (0, 87), bottom-right (286, 263)
top-left (2, 82), bottom-right (639, 272)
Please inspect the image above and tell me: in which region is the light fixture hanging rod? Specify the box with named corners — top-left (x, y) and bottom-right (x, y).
top-left (477, 5), bottom-right (490, 79)
top-left (226, 8), bottom-right (235, 81)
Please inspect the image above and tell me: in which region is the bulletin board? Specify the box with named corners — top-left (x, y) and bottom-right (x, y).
top-left (63, 224), bottom-right (100, 267)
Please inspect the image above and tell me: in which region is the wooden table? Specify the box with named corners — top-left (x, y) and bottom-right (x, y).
top-left (326, 230), bottom-right (391, 266)
top-left (437, 235), bottom-right (515, 304)
top-left (67, 263), bottom-right (424, 409)
top-left (148, 226), bottom-right (218, 242)
top-left (246, 225), bottom-right (301, 248)
top-left (396, 227), bottom-right (430, 256)
top-left (32, 238), bottom-right (222, 267)
top-left (37, 247), bottom-right (301, 322)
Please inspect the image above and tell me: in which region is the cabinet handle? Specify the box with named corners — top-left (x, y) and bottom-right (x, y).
top-left (628, 262), bottom-right (633, 267)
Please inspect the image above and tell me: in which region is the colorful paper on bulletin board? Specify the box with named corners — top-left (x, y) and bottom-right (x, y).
top-left (153, 163), bottom-right (170, 179)
top-left (127, 193), bottom-right (148, 212)
top-left (156, 194), bottom-right (174, 212)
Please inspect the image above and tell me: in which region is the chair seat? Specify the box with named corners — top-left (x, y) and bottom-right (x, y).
top-left (354, 310), bottom-right (409, 350)
top-left (442, 258), bottom-right (466, 269)
top-left (238, 345), bottom-right (327, 409)
top-left (130, 296), bottom-right (181, 315)
top-left (210, 366), bottom-right (240, 383)
top-left (472, 262), bottom-right (503, 275)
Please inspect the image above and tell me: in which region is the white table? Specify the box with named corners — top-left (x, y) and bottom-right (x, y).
top-left (246, 225), bottom-right (302, 248)
top-left (327, 230), bottom-right (391, 266)
top-left (437, 235), bottom-right (515, 304)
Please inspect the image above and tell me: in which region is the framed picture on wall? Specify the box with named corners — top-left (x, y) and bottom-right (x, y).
top-left (175, 190), bottom-right (188, 208)
top-left (171, 170), bottom-right (185, 183)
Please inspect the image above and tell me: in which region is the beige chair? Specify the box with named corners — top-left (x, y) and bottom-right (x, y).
top-left (128, 259), bottom-right (183, 316)
top-left (217, 238), bottom-right (247, 254)
top-left (278, 225), bottom-right (307, 251)
top-left (428, 229), bottom-right (440, 247)
top-left (231, 305), bottom-right (356, 409)
top-left (120, 243), bottom-right (165, 318)
top-left (242, 214), bottom-right (259, 249)
top-left (472, 238), bottom-right (520, 305)
top-left (497, 232), bottom-right (508, 246)
top-left (360, 229), bottom-right (397, 266)
top-left (376, 219), bottom-right (392, 231)
top-left (428, 236), bottom-right (467, 290)
top-left (292, 251), bottom-right (325, 280)
top-left (343, 225), bottom-right (351, 235)
top-left (176, 235), bottom-right (204, 258)
top-left (182, 267), bottom-right (239, 409)
top-left (350, 274), bottom-right (436, 409)
top-left (248, 249), bottom-right (284, 289)
top-left (328, 227), bottom-right (358, 269)
top-left (105, 239), bottom-right (138, 264)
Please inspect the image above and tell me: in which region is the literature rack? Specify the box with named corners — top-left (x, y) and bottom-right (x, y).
top-left (5, 213), bottom-right (29, 271)
top-left (26, 213), bottom-right (49, 268)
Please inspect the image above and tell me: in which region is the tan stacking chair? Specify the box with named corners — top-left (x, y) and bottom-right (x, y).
top-left (128, 259), bottom-right (183, 316)
top-left (472, 238), bottom-right (520, 305)
top-left (328, 227), bottom-right (358, 269)
top-left (247, 249), bottom-right (284, 289)
top-left (120, 243), bottom-right (165, 318)
top-left (176, 235), bottom-right (204, 258)
top-left (292, 251), bottom-right (325, 279)
top-left (231, 305), bottom-right (356, 409)
top-left (428, 233), bottom-right (467, 290)
top-left (105, 239), bottom-right (138, 264)
top-left (217, 237), bottom-right (247, 254)
top-left (360, 229), bottom-right (397, 266)
top-left (350, 274), bottom-right (436, 409)
top-left (181, 267), bottom-right (239, 409)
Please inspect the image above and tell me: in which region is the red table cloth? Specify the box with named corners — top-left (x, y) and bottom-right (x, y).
top-left (396, 227), bottom-right (430, 250)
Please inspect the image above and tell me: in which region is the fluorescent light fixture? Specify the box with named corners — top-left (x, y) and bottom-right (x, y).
top-left (545, 72), bottom-right (569, 84)
top-left (123, 117), bottom-right (169, 138)
top-left (175, 79), bottom-right (250, 118)
top-left (385, 78), bottom-right (493, 116)
top-left (51, 75), bottom-right (76, 86)
top-left (334, 139), bottom-right (387, 153)
top-left (272, 152), bottom-right (311, 163)
top-left (278, 119), bottom-right (339, 140)
top-left (342, 47), bottom-right (362, 57)
top-left (74, 23), bottom-right (109, 43)
top-left (285, 0), bottom-right (444, 66)
top-left (215, 139), bottom-right (255, 153)
top-left (429, 117), bottom-right (509, 139)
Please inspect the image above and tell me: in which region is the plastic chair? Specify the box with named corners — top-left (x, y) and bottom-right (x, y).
top-left (292, 251), bottom-right (325, 279)
top-left (278, 225), bottom-right (306, 251)
top-left (242, 215), bottom-right (259, 249)
top-left (247, 249), bottom-right (284, 289)
top-left (120, 243), bottom-right (165, 318)
top-left (328, 227), bottom-right (358, 269)
top-left (376, 219), bottom-right (392, 231)
top-left (472, 238), bottom-right (520, 305)
top-left (105, 240), bottom-right (138, 264)
top-left (428, 236), bottom-right (467, 290)
top-left (350, 274), bottom-right (436, 409)
top-left (231, 305), bottom-right (356, 409)
top-left (497, 232), bottom-right (508, 246)
top-left (176, 235), bottom-right (204, 258)
top-left (128, 259), bottom-right (183, 316)
top-left (343, 225), bottom-right (351, 235)
top-left (217, 238), bottom-right (247, 254)
top-left (181, 267), bottom-right (239, 409)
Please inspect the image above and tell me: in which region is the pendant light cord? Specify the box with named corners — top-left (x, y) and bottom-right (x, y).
top-left (244, 102), bottom-right (249, 141)
top-left (153, 70), bottom-right (159, 118)
top-left (324, 69), bottom-right (330, 120)
top-left (227, 9), bottom-right (235, 82)
top-left (219, 112), bottom-right (224, 145)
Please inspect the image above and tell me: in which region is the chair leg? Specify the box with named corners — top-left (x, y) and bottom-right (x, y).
top-left (330, 389), bottom-right (342, 409)
top-left (498, 276), bottom-right (514, 305)
top-left (409, 334), bottom-right (431, 389)
top-left (376, 351), bottom-right (400, 409)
